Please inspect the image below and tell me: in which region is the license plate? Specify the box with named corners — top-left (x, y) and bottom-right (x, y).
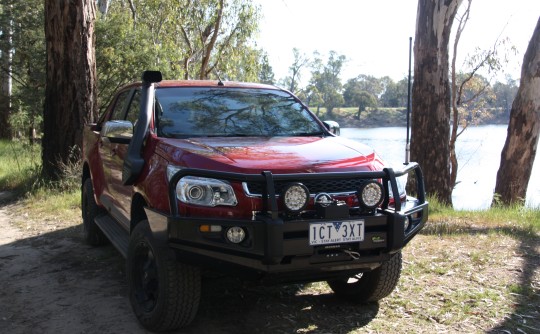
top-left (309, 220), bottom-right (365, 246)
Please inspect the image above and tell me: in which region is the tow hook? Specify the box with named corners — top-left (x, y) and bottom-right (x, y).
top-left (343, 250), bottom-right (361, 260)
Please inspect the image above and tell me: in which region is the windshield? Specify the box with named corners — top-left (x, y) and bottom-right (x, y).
top-left (155, 87), bottom-right (324, 138)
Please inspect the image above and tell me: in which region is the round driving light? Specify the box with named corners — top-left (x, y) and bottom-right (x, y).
top-left (226, 227), bottom-right (246, 244)
top-left (282, 183), bottom-right (309, 212)
top-left (359, 181), bottom-right (384, 209)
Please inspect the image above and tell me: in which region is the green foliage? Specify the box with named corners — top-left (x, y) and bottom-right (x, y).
top-left (96, 0), bottom-right (267, 114)
top-left (309, 51), bottom-right (346, 116)
top-left (453, 72), bottom-right (496, 126)
top-left (344, 75), bottom-right (384, 99)
top-left (279, 48), bottom-right (309, 93)
top-left (343, 86), bottom-right (377, 119)
top-left (257, 52), bottom-right (275, 84)
top-left (380, 77), bottom-right (409, 108)
top-left (0, 0), bottom-right (46, 139)
top-left (491, 76), bottom-right (518, 116)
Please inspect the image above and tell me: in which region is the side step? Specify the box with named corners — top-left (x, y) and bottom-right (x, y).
top-left (95, 215), bottom-right (129, 258)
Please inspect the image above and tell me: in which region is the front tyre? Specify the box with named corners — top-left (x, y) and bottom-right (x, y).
top-left (327, 251), bottom-right (402, 302)
top-left (127, 220), bottom-right (201, 332)
top-left (81, 178), bottom-right (107, 246)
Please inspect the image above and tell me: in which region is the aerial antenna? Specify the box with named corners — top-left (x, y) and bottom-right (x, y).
top-left (213, 69), bottom-right (224, 86)
top-left (405, 37), bottom-right (412, 165)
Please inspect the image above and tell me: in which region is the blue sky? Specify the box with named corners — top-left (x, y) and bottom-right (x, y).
top-left (253, 0), bottom-right (540, 84)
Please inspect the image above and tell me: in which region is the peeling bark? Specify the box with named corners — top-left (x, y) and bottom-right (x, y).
top-left (494, 17), bottom-right (540, 205)
top-left (411, 0), bottom-right (463, 205)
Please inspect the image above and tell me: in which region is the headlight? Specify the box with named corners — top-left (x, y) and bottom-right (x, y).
top-left (282, 183), bottom-right (309, 213)
top-left (388, 174), bottom-right (408, 200)
top-left (358, 180), bottom-right (384, 209)
top-left (176, 176), bottom-right (237, 207)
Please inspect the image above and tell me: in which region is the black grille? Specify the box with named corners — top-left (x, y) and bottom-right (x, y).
top-left (245, 178), bottom-right (367, 196)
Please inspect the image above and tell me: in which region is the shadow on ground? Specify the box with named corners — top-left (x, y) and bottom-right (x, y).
top-left (0, 218), bottom-right (379, 334)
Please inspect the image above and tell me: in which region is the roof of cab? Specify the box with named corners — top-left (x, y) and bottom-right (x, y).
top-left (158, 80), bottom-right (279, 90)
top-left (119, 80), bottom-right (281, 91)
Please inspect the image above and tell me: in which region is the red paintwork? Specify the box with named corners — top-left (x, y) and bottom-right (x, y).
top-left (83, 80), bottom-right (388, 222)
top-left (155, 136), bottom-right (384, 173)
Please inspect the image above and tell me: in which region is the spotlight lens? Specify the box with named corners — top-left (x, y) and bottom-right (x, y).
top-left (360, 181), bottom-right (383, 208)
top-left (283, 183), bottom-right (309, 212)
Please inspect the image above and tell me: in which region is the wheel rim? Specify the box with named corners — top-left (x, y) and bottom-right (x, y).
top-left (133, 240), bottom-right (159, 312)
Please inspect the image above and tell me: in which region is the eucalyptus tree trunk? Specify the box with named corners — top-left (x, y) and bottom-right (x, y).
top-left (411, 0), bottom-right (463, 205)
top-left (43, 0), bottom-right (97, 180)
top-left (493, 17), bottom-right (540, 206)
top-left (0, 1), bottom-right (13, 139)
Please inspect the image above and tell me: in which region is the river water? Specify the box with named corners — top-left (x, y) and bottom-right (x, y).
top-left (341, 125), bottom-right (540, 210)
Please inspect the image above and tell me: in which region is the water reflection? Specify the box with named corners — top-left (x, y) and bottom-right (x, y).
top-left (342, 125), bottom-right (540, 210)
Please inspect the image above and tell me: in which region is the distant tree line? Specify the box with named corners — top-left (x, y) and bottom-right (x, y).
top-left (0, 0), bottom-right (536, 207)
top-left (279, 48), bottom-right (519, 125)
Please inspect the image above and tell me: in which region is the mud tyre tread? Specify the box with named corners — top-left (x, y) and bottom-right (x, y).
top-left (81, 178), bottom-right (107, 246)
top-left (127, 221), bottom-right (201, 332)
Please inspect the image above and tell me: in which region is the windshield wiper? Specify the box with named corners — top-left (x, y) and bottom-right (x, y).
top-left (293, 131), bottom-right (326, 137)
top-left (203, 133), bottom-right (252, 137)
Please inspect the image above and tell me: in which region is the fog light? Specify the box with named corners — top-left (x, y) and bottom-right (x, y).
top-left (404, 216), bottom-right (411, 232)
top-left (226, 227), bottom-right (246, 244)
top-left (358, 181), bottom-right (384, 209)
top-left (282, 183), bottom-right (309, 213)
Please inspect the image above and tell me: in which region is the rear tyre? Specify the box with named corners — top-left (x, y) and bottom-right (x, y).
top-left (81, 178), bottom-right (107, 246)
top-left (327, 251), bottom-right (402, 302)
top-left (127, 220), bottom-right (201, 332)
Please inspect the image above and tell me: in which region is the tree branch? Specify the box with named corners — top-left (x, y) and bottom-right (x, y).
top-left (200, 0), bottom-right (223, 79)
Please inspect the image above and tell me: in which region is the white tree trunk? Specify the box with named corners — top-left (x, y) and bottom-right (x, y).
top-left (494, 17), bottom-right (540, 205)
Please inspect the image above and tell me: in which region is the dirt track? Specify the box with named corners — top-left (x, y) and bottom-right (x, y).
top-left (0, 195), bottom-right (144, 333)
top-left (0, 192), bottom-right (381, 334)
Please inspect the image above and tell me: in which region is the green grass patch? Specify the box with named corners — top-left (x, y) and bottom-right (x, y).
top-left (0, 140), bottom-right (41, 192)
top-left (425, 195), bottom-right (540, 235)
top-left (0, 139), bottom-right (80, 224)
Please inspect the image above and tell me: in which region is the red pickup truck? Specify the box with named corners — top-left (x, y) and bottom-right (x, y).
top-left (82, 71), bottom-right (428, 332)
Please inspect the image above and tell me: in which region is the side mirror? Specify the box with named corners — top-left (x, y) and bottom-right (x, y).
top-left (101, 120), bottom-right (133, 144)
top-left (323, 121), bottom-right (340, 136)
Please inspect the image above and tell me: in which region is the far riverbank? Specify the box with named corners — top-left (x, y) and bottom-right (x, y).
top-left (315, 107), bottom-right (510, 128)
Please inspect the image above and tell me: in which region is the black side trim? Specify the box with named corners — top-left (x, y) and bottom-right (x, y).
top-left (95, 214), bottom-right (129, 258)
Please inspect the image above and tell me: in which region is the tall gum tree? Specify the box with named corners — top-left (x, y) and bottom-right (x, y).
top-left (493, 17), bottom-right (540, 205)
top-left (0, 1), bottom-right (13, 139)
top-left (43, 0), bottom-right (97, 180)
top-left (411, 0), bottom-right (463, 205)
